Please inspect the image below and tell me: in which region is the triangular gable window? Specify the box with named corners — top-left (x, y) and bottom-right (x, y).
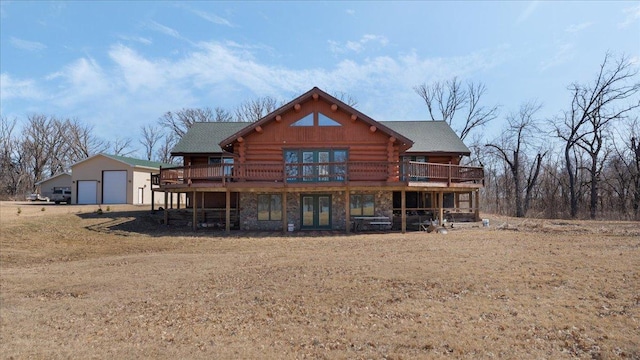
top-left (291, 113), bottom-right (314, 126)
top-left (318, 113), bottom-right (341, 127)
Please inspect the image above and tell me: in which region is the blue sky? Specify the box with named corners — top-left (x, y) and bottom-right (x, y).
top-left (1, 1), bottom-right (638, 154)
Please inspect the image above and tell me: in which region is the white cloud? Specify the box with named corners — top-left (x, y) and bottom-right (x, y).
top-left (619, 4), bottom-right (640, 28)
top-left (10, 37), bottom-right (46, 52)
top-left (190, 9), bottom-right (234, 27)
top-left (329, 34), bottom-right (389, 54)
top-left (565, 22), bottom-right (593, 33)
top-left (346, 9), bottom-right (355, 15)
top-left (0, 73), bottom-right (44, 101)
top-left (117, 34), bottom-right (152, 45)
top-left (517, 1), bottom-right (540, 24)
top-left (539, 43), bottom-right (574, 72)
top-left (146, 20), bottom-right (188, 42)
top-left (1, 40), bottom-right (511, 143)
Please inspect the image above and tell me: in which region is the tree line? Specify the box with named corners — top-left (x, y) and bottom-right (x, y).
top-left (1, 53), bottom-right (638, 220)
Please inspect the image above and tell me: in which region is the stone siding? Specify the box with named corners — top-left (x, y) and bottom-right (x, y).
top-left (238, 190), bottom-right (392, 231)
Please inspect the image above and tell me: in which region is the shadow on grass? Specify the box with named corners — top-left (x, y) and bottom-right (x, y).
top-left (75, 209), bottom-right (364, 238)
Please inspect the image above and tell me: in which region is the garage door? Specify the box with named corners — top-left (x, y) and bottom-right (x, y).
top-left (77, 180), bottom-right (98, 204)
top-left (103, 170), bottom-right (127, 204)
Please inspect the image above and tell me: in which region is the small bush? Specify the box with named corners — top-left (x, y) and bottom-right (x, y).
top-left (106, 206), bottom-right (111, 212)
top-left (17, 207), bottom-right (21, 215)
top-left (41, 207), bottom-right (45, 212)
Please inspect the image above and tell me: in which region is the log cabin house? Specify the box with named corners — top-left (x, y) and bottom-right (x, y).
top-left (153, 87), bottom-right (483, 233)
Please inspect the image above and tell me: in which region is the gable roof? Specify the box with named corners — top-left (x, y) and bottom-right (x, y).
top-left (35, 172), bottom-right (71, 186)
top-left (218, 87), bottom-right (414, 151)
top-left (72, 153), bottom-right (173, 170)
top-left (171, 122), bottom-right (247, 155)
top-left (381, 121), bottom-right (470, 155)
top-left (170, 120), bottom-right (469, 155)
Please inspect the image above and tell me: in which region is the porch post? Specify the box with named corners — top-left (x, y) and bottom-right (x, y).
top-left (163, 191), bottom-right (168, 225)
top-left (177, 193), bottom-right (181, 209)
top-left (151, 189), bottom-right (155, 211)
top-left (474, 190), bottom-right (480, 221)
top-left (225, 190), bottom-right (231, 234)
top-left (345, 188), bottom-right (350, 233)
top-left (282, 191), bottom-right (288, 233)
top-left (192, 190), bottom-right (198, 231)
top-left (170, 192), bottom-right (173, 209)
top-left (401, 189), bottom-right (406, 233)
top-left (439, 191), bottom-right (444, 225)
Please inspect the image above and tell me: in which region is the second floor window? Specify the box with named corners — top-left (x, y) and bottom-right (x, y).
top-left (284, 149), bottom-right (348, 182)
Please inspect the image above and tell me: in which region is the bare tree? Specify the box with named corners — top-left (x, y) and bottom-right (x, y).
top-left (486, 101), bottom-right (547, 217)
top-left (414, 77), bottom-right (499, 140)
top-left (554, 53), bottom-right (640, 218)
top-left (158, 107), bottom-right (217, 138)
top-left (234, 96), bottom-right (279, 122)
top-left (332, 91), bottom-right (358, 107)
top-left (156, 132), bottom-right (177, 165)
top-left (139, 125), bottom-right (163, 161)
top-left (110, 137), bottom-right (135, 157)
top-left (214, 107), bottom-right (234, 122)
top-left (63, 118), bottom-right (108, 163)
top-left (0, 117), bottom-right (24, 198)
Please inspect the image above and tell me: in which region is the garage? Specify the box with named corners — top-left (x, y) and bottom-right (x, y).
top-left (103, 170), bottom-right (127, 204)
top-left (77, 180), bottom-right (98, 204)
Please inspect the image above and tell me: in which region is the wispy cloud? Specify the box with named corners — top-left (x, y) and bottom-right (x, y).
top-left (329, 34), bottom-right (389, 54)
top-left (117, 34), bottom-right (152, 45)
top-left (0, 73), bottom-right (44, 101)
top-left (1, 40), bottom-right (511, 140)
top-left (190, 8), bottom-right (234, 27)
top-left (619, 3), bottom-right (640, 28)
top-left (346, 9), bottom-right (355, 15)
top-left (517, 1), bottom-right (540, 24)
top-left (565, 22), bottom-right (593, 33)
top-left (539, 43), bottom-right (574, 72)
top-left (146, 20), bottom-right (189, 42)
top-left (10, 37), bottom-right (46, 52)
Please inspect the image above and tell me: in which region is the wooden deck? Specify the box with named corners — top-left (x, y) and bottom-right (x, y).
top-left (153, 161), bottom-right (484, 190)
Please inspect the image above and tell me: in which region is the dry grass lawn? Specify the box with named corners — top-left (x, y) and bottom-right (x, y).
top-left (1, 201), bottom-right (639, 359)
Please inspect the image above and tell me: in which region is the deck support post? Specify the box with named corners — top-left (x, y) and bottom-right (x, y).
top-left (225, 190), bottom-right (231, 234)
top-left (163, 191), bottom-right (168, 226)
top-left (401, 189), bottom-right (406, 233)
top-left (192, 190), bottom-right (198, 231)
top-left (474, 189), bottom-right (480, 221)
top-left (282, 191), bottom-right (288, 233)
top-left (438, 191), bottom-right (444, 226)
top-left (345, 188), bottom-right (350, 233)
top-left (177, 193), bottom-right (181, 209)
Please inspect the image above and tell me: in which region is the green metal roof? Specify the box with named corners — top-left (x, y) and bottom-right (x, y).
top-left (101, 154), bottom-right (174, 169)
top-left (381, 121), bottom-right (470, 154)
top-left (171, 120), bottom-right (469, 155)
top-left (171, 122), bottom-right (248, 154)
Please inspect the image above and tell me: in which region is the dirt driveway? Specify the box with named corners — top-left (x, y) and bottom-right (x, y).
top-left (1, 201), bottom-right (638, 359)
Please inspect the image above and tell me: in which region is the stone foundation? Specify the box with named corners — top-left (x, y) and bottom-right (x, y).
top-left (238, 191), bottom-right (393, 231)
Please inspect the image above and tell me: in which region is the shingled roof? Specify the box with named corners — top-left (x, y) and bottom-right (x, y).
top-left (171, 120), bottom-right (470, 155)
top-left (381, 121), bottom-right (470, 155)
top-left (171, 122), bottom-right (248, 155)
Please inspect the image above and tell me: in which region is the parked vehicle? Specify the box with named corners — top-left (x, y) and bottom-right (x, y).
top-left (26, 193), bottom-right (49, 201)
top-left (51, 189), bottom-right (71, 204)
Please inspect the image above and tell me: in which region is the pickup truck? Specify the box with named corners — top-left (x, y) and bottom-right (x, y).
top-left (51, 189), bottom-right (71, 204)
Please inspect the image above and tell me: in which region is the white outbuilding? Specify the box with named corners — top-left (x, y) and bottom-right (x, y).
top-left (71, 154), bottom-right (169, 205)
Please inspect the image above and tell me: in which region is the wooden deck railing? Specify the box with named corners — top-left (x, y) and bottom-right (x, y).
top-left (156, 161), bottom-right (484, 187)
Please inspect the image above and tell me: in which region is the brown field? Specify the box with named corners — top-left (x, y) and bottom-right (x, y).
top-left (1, 201), bottom-right (638, 359)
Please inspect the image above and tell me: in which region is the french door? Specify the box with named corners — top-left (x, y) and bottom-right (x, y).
top-left (301, 194), bottom-right (332, 229)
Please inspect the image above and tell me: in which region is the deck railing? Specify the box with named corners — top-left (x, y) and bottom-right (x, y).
top-left (156, 161), bottom-right (484, 186)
